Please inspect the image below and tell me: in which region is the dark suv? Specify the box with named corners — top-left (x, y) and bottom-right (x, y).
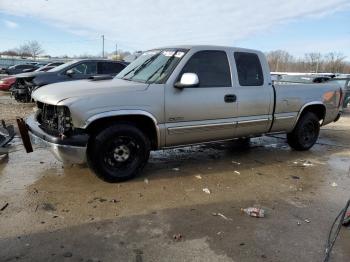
top-left (10, 59), bottom-right (128, 102)
top-left (1, 64), bottom-right (38, 75)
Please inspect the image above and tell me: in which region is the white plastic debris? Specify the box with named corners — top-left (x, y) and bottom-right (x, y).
top-left (195, 175), bottom-right (202, 179)
top-left (144, 178), bottom-right (149, 184)
top-left (232, 161), bottom-right (241, 165)
top-left (331, 182), bottom-right (338, 187)
top-left (234, 171), bottom-right (241, 175)
top-left (304, 219), bottom-right (311, 223)
top-left (241, 207), bottom-right (265, 218)
top-left (202, 188), bottom-right (211, 194)
top-left (172, 168), bottom-right (180, 171)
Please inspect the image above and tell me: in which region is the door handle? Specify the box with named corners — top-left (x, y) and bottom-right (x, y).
top-left (224, 94), bottom-right (237, 103)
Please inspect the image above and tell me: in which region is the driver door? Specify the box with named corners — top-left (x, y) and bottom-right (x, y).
top-left (164, 50), bottom-right (237, 147)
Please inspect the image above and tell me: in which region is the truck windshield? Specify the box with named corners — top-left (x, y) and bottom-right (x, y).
top-left (116, 49), bottom-right (187, 84)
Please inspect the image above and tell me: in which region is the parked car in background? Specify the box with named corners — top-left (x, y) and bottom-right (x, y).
top-left (334, 75), bottom-right (350, 108)
top-left (24, 45), bottom-right (343, 182)
top-left (0, 76), bottom-right (16, 91)
top-left (34, 62), bottom-right (65, 72)
top-left (0, 62), bottom-right (65, 92)
top-left (275, 74), bottom-right (332, 84)
top-left (10, 59), bottom-right (128, 102)
top-left (1, 64), bottom-right (38, 75)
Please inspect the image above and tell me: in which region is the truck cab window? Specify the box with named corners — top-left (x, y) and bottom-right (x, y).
top-left (234, 52), bottom-right (264, 86)
top-left (181, 50), bottom-right (231, 87)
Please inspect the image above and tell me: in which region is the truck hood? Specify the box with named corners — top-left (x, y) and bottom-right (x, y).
top-left (32, 78), bottom-right (148, 105)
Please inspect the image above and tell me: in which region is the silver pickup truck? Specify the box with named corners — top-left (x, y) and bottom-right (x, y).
top-left (24, 45), bottom-right (343, 182)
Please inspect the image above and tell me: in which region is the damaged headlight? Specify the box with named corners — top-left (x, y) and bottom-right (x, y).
top-left (56, 106), bottom-right (73, 135)
top-left (36, 102), bottom-right (73, 137)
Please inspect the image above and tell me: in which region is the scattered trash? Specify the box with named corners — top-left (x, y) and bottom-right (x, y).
top-left (195, 175), bottom-right (202, 179)
top-left (331, 182), bottom-right (338, 187)
top-left (239, 242), bottom-right (245, 246)
top-left (172, 168), bottom-right (180, 171)
top-left (217, 231), bottom-right (223, 235)
top-left (293, 160), bottom-right (314, 167)
top-left (202, 188), bottom-right (211, 194)
top-left (291, 175), bottom-right (300, 180)
top-left (0, 203), bottom-right (9, 211)
top-left (297, 221), bottom-right (301, 226)
top-left (241, 207), bottom-right (265, 218)
top-left (212, 212), bottom-right (232, 221)
top-left (304, 219), bottom-right (311, 223)
top-left (232, 161), bottom-right (241, 165)
top-left (234, 171), bottom-right (241, 175)
top-left (173, 233), bottom-right (183, 241)
top-left (144, 178), bottom-right (149, 184)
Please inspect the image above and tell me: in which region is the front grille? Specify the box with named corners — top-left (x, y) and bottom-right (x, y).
top-left (36, 102), bottom-right (72, 136)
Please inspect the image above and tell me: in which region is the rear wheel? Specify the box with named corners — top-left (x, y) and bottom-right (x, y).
top-left (87, 124), bottom-right (150, 182)
top-left (287, 112), bottom-right (320, 151)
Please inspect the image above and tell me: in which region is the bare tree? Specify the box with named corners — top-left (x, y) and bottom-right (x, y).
top-left (266, 50), bottom-right (294, 72)
top-left (304, 53), bottom-right (322, 73)
top-left (24, 41), bottom-right (44, 60)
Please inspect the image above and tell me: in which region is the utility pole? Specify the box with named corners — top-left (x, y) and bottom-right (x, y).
top-left (115, 43), bottom-right (118, 58)
top-left (101, 35), bottom-right (105, 58)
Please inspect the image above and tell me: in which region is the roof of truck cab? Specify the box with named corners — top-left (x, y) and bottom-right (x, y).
top-left (157, 45), bottom-right (261, 53)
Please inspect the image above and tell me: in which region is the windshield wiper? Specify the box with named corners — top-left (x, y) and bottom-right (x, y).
top-left (122, 53), bottom-right (160, 80)
top-left (145, 55), bottom-right (176, 84)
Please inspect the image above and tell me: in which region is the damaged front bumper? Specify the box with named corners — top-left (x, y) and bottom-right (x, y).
top-left (24, 114), bottom-right (88, 164)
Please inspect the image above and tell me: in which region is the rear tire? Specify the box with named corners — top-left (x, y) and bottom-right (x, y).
top-left (87, 124), bottom-right (150, 183)
top-left (287, 112), bottom-right (320, 151)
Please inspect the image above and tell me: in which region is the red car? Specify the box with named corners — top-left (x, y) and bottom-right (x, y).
top-left (0, 77), bottom-right (16, 91)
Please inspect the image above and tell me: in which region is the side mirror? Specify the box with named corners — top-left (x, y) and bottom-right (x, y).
top-left (66, 69), bottom-right (75, 76)
top-left (174, 73), bottom-right (199, 89)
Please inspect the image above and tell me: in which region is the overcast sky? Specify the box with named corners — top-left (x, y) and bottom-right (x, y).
top-left (0, 0), bottom-right (350, 58)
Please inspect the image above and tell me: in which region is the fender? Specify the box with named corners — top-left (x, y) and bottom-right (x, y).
top-left (83, 110), bottom-right (161, 147)
top-left (292, 101), bottom-right (325, 129)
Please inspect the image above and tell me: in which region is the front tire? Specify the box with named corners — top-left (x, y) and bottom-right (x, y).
top-left (287, 112), bottom-right (320, 151)
top-left (87, 124), bottom-right (150, 183)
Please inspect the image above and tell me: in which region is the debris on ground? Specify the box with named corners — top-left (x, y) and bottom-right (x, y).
top-left (0, 120), bottom-right (15, 149)
top-left (172, 167), bottom-right (180, 171)
top-left (0, 203), bottom-right (9, 211)
top-left (212, 212), bottom-right (233, 221)
top-left (202, 188), bottom-right (211, 194)
top-left (241, 207), bottom-right (265, 218)
top-left (331, 182), bottom-right (338, 187)
top-left (293, 160), bottom-right (314, 167)
top-left (195, 175), bottom-right (202, 179)
top-left (234, 171), bottom-right (241, 175)
top-left (173, 233), bottom-right (183, 241)
top-left (232, 161), bottom-right (241, 165)
top-left (144, 178), bottom-right (149, 184)
top-left (297, 221), bottom-right (301, 226)
top-left (291, 175), bottom-right (300, 180)
top-left (304, 219), bottom-right (311, 223)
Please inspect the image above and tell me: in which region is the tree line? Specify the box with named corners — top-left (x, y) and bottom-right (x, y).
top-left (266, 50), bottom-right (350, 74)
top-left (0, 41), bottom-right (45, 60)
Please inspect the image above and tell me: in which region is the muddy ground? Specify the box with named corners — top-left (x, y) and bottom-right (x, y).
top-left (0, 91), bottom-right (350, 262)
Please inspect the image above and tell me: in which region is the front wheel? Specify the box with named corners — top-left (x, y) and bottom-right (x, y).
top-left (287, 112), bottom-right (320, 151)
top-left (87, 124), bottom-right (150, 183)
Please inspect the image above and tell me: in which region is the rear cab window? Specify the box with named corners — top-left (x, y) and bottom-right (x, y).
top-left (234, 52), bottom-right (264, 86)
top-left (180, 50), bottom-right (231, 87)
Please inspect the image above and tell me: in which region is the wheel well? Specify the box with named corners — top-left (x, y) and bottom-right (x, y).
top-left (86, 115), bottom-right (158, 149)
top-left (300, 104), bottom-right (326, 121)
